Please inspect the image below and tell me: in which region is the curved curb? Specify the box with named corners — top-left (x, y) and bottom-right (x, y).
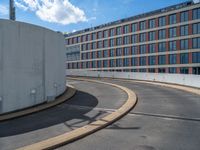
top-left (0, 85), bottom-right (76, 122)
top-left (17, 78), bottom-right (138, 150)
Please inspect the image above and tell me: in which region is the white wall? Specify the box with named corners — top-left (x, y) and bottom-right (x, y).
top-left (0, 19), bottom-right (66, 114)
top-left (67, 69), bottom-right (200, 88)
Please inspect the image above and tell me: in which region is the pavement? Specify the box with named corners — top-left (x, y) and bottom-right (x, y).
top-left (0, 79), bottom-right (127, 150)
top-left (1, 77), bottom-right (200, 150)
top-left (58, 78), bottom-right (200, 150)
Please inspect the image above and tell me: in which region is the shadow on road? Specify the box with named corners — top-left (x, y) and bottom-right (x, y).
top-left (0, 90), bottom-right (99, 137)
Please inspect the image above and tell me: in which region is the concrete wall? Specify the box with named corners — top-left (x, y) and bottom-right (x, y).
top-left (67, 69), bottom-right (200, 88)
top-left (0, 19), bottom-right (66, 114)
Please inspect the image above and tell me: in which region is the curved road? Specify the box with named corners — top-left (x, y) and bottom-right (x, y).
top-left (0, 79), bottom-right (127, 150)
top-left (58, 78), bottom-right (200, 150)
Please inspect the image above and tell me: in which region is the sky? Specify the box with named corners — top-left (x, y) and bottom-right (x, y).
top-left (0, 0), bottom-right (196, 33)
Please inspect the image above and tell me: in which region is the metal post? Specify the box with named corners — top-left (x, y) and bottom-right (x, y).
top-left (9, 0), bottom-right (16, 21)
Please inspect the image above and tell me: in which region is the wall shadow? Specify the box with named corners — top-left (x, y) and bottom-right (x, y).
top-left (0, 90), bottom-right (98, 137)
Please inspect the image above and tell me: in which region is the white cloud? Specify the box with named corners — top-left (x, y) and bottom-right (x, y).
top-left (15, 1), bottom-right (28, 11)
top-left (15, 0), bottom-right (87, 25)
top-left (0, 4), bottom-right (8, 16)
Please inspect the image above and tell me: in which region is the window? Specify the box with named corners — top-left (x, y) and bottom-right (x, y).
top-left (131, 46), bottom-right (138, 55)
top-left (193, 23), bottom-right (200, 34)
top-left (91, 42), bottom-right (96, 50)
top-left (77, 36), bottom-right (81, 43)
top-left (103, 60), bottom-right (108, 67)
top-left (124, 47), bottom-right (130, 56)
top-left (87, 34), bottom-right (91, 41)
top-left (169, 41), bottom-right (177, 51)
top-left (131, 57), bottom-right (137, 66)
top-left (140, 21), bottom-right (146, 30)
top-left (110, 39), bottom-right (114, 47)
top-left (110, 49), bottom-right (115, 57)
top-left (97, 51), bottom-right (102, 58)
top-left (149, 19), bottom-right (156, 28)
top-left (169, 54), bottom-right (177, 64)
top-left (97, 61), bottom-right (101, 68)
top-left (180, 53), bottom-right (189, 64)
top-left (158, 55), bottom-right (166, 65)
top-left (149, 43), bottom-right (156, 53)
top-left (140, 33), bottom-right (146, 42)
top-left (148, 68), bottom-right (155, 73)
top-left (158, 68), bottom-right (165, 73)
top-left (116, 37), bottom-right (122, 46)
top-left (116, 59), bottom-right (123, 67)
top-left (192, 38), bottom-right (200, 49)
top-left (180, 67), bottom-right (189, 74)
top-left (180, 11), bottom-right (189, 22)
top-left (192, 52), bottom-right (200, 63)
top-left (103, 30), bottom-right (108, 38)
top-left (139, 57), bottom-right (146, 66)
top-left (169, 14), bottom-right (177, 24)
top-left (97, 41), bottom-right (103, 48)
top-left (139, 45), bottom-right (146, 54)
top-left (124, 25), bottom-right (130, 34)
top-left (180, 25), bottom-right (188, 36)
top-left (92, 61), bottom-right (96, 68)
top-left (148, 56), bottom-right (156, 65)
top-left (116, 48), bottom-right (122, 56)
top-left (103, 40), bottom-right (108, 48)
top-left (97, 31), bottom-right (102, 39)
top-left (169, 67), bottom-right (177, 73)
top-left (139, 69), bottom-right (147, 72)
top-left (124, 36), bottom-right (130, 45)
top-left (87, 43), bottom-right (91, 50)
top-left (193, 67), bottom-right (200, 75)
top-left (132, 34), bottom-right (137, 43)
top-left (110, 28), bottom-right (115, 36)
top-left (123, 58), bottom-right (130, 66)
top-left (82, 35), bottom-right (86, 42)
top-left (180, 39), bottom-right (189, 50)
top-left (82, 44), bottom-right (86, 51)
top-left (169, 27), bottom-right (177, 38)
top-left (116, 27), bottom-right (122, 35)
top-left (103, 50), bottom-right (108, 57)
top-left (149, 31), bottom-right (156, 41)
top-left (193, 8), bottom-right (200, 20)
top-left (92, 51), bottom-right (96, 59)
top-left (159, 16), bottom-right (166, 26)
top-left (110, 59), bottom-right (115, 67)
top-left (158, 42), bottom-right (166, 52)
top-left (92, 33), bottom-right (96, 40)
top-left (158, 29), bottom-right (166, 39)
top-left (132, 23), bottom-right (137, 32)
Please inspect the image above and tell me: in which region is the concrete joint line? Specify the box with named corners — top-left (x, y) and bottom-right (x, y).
top-left (0, 85), bottom-right (76, 122)
top-left (17, 77), bottom-right (138, 150)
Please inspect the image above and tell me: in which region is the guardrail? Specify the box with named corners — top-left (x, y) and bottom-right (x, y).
top-left (67, 70), bottom-right (200, 88)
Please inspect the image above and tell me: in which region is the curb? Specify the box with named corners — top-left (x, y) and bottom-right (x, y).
top-left (17, 77), bottom-right (138, 150)
top-left (0, 85), bottom-right (76, 122)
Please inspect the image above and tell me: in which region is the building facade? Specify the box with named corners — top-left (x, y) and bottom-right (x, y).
top-left (65, 1), bottom-right (200, 75)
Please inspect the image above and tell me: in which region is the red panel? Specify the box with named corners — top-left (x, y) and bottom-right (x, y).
top-left (177, 12), bottom-right (180, 23)
top-left (189, 10), bottom-right (193, 21)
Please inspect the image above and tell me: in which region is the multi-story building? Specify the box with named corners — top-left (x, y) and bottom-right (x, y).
top-left (65, 1), bottom-right (200, 75)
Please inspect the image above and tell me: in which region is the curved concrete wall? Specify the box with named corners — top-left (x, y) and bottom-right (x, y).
top-left (0, 19), bottom-right (66, 114)
top-left (67, 70), bottom-right (200, 88)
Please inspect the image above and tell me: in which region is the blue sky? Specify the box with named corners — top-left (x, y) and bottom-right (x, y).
top-left (0, 0), bottom-right (191, 33)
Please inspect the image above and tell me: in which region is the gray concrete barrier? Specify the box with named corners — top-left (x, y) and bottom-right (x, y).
top-left (67, 69), bottom-right (200, 88)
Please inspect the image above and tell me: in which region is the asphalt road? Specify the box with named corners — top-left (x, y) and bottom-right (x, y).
top-left (0, 79), bottom-right (127, 150)
top-left (58, 78), bottom-right (200, 150)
